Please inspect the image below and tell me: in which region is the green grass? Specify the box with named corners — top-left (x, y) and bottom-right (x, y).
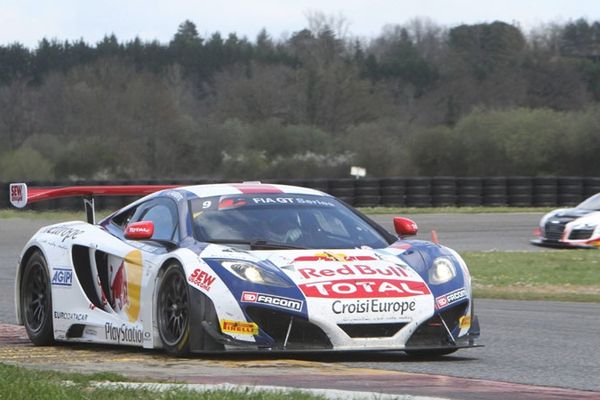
top-left (465, 251), bottom-right (600, 302)
top-left (0, 363), bottom-right (327, 400)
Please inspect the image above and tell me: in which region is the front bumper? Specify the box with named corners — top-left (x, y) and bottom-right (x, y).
top-left (194, 299), bottom-right (481, 353)
top-left (530, 239), bottom-right (598, 249)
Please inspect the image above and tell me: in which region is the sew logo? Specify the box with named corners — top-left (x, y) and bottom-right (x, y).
top-left (188, 268), bottom-right (216, 291)
top-left (9, 183), bottom-right (27, 208)
top-left (11, 185), bottom-right (22, 202)
top-left (51, 268), bottom-right (73, 287)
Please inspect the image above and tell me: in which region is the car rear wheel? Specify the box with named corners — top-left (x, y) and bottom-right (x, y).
top-left (21, 251), bottom-right (54, 345)
top-left (157, 263), bottom-right (191, 356)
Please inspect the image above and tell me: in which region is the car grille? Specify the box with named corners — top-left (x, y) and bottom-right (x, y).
top-left (246, 307), bottom-right (332, 349)
top-left (569, 228), bottom-right (594, 240)
top-left (337, 323), bottom-right (407, 338)
top-left (544, 220), bottom-right (569, 241)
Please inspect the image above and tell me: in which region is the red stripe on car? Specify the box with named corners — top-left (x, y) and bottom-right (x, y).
top-left (231, 184), bottom-right (283, 194)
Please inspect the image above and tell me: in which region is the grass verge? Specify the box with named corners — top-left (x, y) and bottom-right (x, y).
top-left (465, 251), bottom-right (600, 302)
top-left (0, 363), bottom-right (326, 400)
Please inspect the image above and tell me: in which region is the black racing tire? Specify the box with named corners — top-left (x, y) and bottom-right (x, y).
top-left (21, 251), bottom-right (54, 346)
top-left (157, 263), bottom-right (192, 356)
top-left (405, 348), bottom-right (458, 358)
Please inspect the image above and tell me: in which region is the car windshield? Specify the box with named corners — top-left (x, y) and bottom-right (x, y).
top-left (190, 193), bottom-right (390, 249)
top-left (577, 193), bottom-right (600, 210)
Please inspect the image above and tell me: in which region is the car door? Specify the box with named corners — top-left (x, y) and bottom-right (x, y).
top-left (92, 197), bottom-right (180, 323)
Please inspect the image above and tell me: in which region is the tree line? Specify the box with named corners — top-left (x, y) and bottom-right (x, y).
top-left (1, 15), bottom-right (600, 181)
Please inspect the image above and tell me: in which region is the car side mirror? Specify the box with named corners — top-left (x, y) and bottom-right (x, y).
top-left (124, 221), bottom-right (154, 240)
top-left (393, 217), bottom-right (418, 237)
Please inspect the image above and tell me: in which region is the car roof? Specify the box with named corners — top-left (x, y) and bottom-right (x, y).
top-left (176, 182), bottom-right (329, 199)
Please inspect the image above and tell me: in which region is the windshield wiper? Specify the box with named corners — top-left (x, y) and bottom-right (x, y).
top-left (205, 239), bottom-right (307, 250)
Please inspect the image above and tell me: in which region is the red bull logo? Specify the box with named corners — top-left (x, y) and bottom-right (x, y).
top-left (110, 250), bottom-right (143, 322)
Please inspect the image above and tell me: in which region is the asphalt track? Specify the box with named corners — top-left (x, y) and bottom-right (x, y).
top-left (1, 214), bottom-right (599, 399)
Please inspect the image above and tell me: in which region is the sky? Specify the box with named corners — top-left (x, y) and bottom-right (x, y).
top-left (1, 0), bottom-right (599, 48)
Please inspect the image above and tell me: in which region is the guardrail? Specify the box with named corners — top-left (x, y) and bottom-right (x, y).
top-left (2, 176), bottom-right (599, 210)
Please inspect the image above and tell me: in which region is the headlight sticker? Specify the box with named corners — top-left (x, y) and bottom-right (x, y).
top-left (435, 287), bottom-right (467, 309)
top-left (241, 291), bottom-right (303, 311)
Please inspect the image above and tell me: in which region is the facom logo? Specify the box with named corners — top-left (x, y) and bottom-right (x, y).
top-left (240, 291), bottom-right (303, 311)
top-left (51, 268), bottom-right (73, 287)
top-left (435, 288), bottom-right (467, 309)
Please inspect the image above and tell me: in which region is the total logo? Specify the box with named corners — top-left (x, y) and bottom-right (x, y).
top-left (241, 291), bottom-right (303, 312)
top-left (435, 288), bottom-right (467, 309)
top-left (299, 279), bottom-right (430, 298)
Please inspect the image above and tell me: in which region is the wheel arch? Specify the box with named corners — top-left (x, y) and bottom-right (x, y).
top-left (151, 255), bottom-right (223, 353)
top-left (150, 257), bottom-right (185, 349)
top-left (15, 245), bottom-right (46, 325)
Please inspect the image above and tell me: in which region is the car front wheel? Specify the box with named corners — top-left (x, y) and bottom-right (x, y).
top-left (21, 251), bottom-right (54, 345)
top-left (157, 263), bottom-right (191, 356)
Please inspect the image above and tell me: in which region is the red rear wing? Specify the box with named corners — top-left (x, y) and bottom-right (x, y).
top-left (9, 183), bottom-right (180, 224)
top-left (9, 183), bottom-right (179, 208)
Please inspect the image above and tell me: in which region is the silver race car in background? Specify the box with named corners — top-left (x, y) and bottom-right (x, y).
top-left (532, 193), bottom-right (600, 248)
top-left (10, 182), bottom-right (480, 356)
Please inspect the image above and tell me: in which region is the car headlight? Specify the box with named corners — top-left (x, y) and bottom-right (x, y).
top-left (428, 257), bottom-right (456, 285)
top-left (221, 261), bottom-right (291, 287)
top-left (540, 210), bottom-right (563, 228)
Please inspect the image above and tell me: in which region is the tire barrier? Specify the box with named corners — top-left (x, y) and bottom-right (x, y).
top-left (557, 176), bottom-right (584, 206)
top-left (327, 178), bottom-right (355, 206)
top-left (532, 176), bottom-right (558, 206)
top-left (354, 178), bottom-right (381, 207)
top-left (1, 176), bottom-right (598, 210)
top-left (405, 177), bottom-right (432, 207)
top-left (456, 177), bottom-right (482, 206)
top-left (431, 176), bottom-right (457, 207)
top-left (380, 177), bottom-right (406, 207)
top-left (482, 177), bottom-right (507, 206)
top-left (506, 176), bottom-right (533, 207)
top-left (583, 177), bottom-right (600, 199)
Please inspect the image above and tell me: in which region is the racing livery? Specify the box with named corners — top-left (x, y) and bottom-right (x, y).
top-left (10, 182), bottom-right (480, 356)
top-left (532, 193), bottom-right (600, 248)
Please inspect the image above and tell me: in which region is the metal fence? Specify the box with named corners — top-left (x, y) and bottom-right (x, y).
top-left (2, 176), bottom-right (599, 210)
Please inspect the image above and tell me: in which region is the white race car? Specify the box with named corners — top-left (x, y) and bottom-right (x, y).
top-left (10, 182), bottom-right (480, 356)
top-left (532, 193), bottom-right (600, 248)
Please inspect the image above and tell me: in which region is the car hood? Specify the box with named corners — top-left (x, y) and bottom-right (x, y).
top-left (550, 208), bottom-right (596, 219)
top-left (565, 211), bottom-right (600, 226)
top-left (200, 245), bottom-right (425, 283)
